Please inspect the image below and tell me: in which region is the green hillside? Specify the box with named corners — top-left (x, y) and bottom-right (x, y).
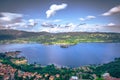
top-left (1, 29), bottom-right (120, 44)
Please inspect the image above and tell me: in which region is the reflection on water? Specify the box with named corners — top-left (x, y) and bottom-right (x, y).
top-left (0, 43), bottom-right (120, 67)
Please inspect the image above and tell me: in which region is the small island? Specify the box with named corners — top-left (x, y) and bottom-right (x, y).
top-left (60, 45), bottom-right (69, 48)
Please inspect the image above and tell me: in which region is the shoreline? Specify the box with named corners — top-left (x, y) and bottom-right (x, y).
top-left (0, 51), bottom-right (120, 79)
top-left (1, 40), bottom-right (120, 45)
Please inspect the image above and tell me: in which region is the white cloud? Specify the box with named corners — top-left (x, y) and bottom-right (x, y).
top-left (0, 12), bottom-right (23, 22)
top-left (0, 12), bottom-right (24, 27)
top-left (102, 5), bottom-right (120, 16)
top-left (3, 19), bottom-right (38, 29)
top-left (65, 23), bottom-right (76, 27)
top-left (41, 22), bottom-right (55, 28)
top-left (53, 19), bottom-right (61, 22)
top-left (86, 16), bottom-right (96, 19)
top-left (36, 19), bottom-right (62, 23)
top-left (107, 23), bottom-right (116, 26)
top-left (39, 23), bottom-right (105, 33)
top-left (39, 23), bottom-right (120, 33)
top-left (79, 18), bottom-right (85, 21)
top-left (46, 3), bottom-right (67, 18)
top-left (79, 15), bottom-right (96, 21)
top-left (28, 19), bottom-right (37, 26)
top-left (40, 23), bottom-right (76, 33)
top-left (41, 22), bottom-right (76, 29)
top-left (0, 12), bottom-right (39, 29)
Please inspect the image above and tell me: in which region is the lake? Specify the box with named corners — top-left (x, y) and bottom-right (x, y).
top-left (0, 43), bottom-right (120, 67)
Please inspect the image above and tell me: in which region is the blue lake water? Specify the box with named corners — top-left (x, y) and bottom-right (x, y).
top-left (0, 43), bottom-right (120, 67)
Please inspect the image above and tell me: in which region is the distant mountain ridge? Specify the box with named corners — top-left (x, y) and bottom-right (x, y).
top-left (0, 29), bottom-right (48, 40)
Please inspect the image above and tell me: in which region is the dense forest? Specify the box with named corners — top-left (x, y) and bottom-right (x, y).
top-left (94, 58), bottom-right (120, 78)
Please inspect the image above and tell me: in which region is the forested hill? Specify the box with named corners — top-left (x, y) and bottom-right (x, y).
top-left (95, 58), bottom-right (120, 78)
top-left (0, 29), bottom-right (120, 44)
top-left (0, 29), bottom-right (48, 40)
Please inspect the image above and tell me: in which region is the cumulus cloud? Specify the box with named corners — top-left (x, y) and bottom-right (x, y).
top-left (102, 5), bottom-right (120, 16)
top-left (79, 18), bottom-right (85, 21)
top-left (28, 19), bottom-right (37, 27)
top-left (40, 22), bottom-right (76, 33)
top-left (36, 19), bottom-right (62, 23)
top-left (39, 23), bottom-right (105, 33)
top-left (107, 23), bottom-right (116, 26)
top-left (0, 12), bottom-right (24, 27)
top-left (39, 22), bottom-right (120, 33)
top-left (53, 19), bottom-right (61, 22)
top-left (4, 19), bottom-right (37, 29)
top-left (79, 15), bottom-right (96, 21)
top-left (64, 23), bottom-right (76, 27)
top-left (77, 23), bottom-right (86, 26)
top-left (41, 22), bottom-right (76, 29)
top-left (46, 3), bottom-right (67, 18)
top-left (0, 12), bottom-right (38, 30)
top-left (86, 16), bottom-right (96, 19)
top-left (41, 22), bottom-right (56, 28)
top-left (0, 12), bottom-right (23, 22)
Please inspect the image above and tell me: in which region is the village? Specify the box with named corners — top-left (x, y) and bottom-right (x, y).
top-left (0, 51), bottom-right (120, 80)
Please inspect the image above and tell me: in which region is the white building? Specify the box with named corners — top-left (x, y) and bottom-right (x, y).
top-left (70, 76), bottom-right (79, 80)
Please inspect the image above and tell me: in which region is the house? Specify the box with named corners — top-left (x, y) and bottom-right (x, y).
top-left (102, 73), bottom-right (120, 80)
top-left (70, 76), bottom-right (79, 80)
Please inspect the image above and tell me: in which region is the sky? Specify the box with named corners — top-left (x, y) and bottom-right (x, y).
top-left (0, 0), bottom-right (120, 33)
